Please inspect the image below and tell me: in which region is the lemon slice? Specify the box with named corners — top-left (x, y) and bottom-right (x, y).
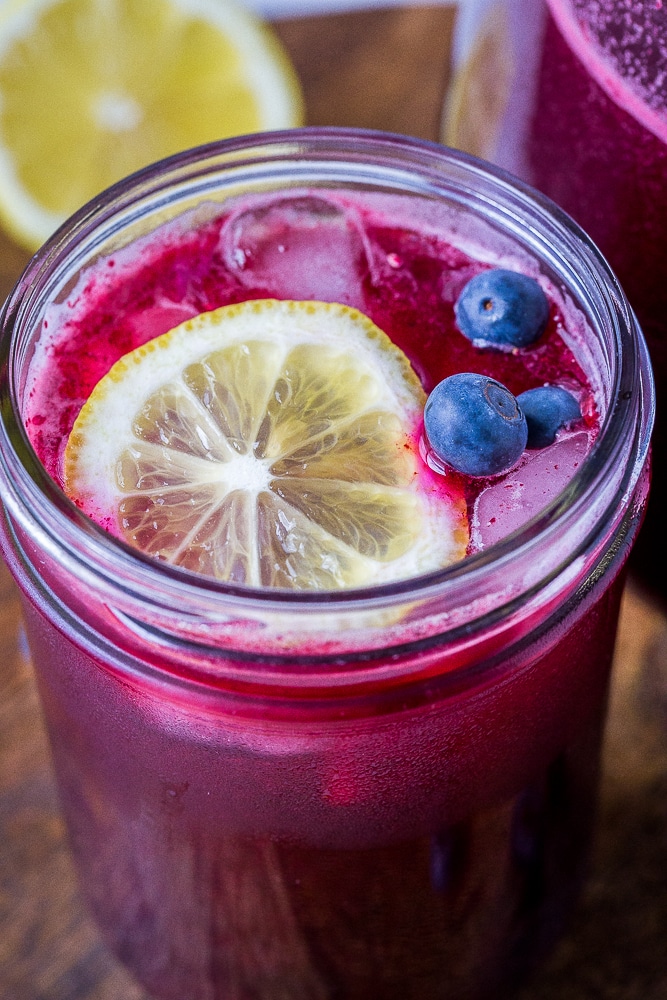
top-left (442, 1), bottom-right (513, 160)
top-left (63, 299), bottom-right (469, 590)
top-left (0, 0), bottom-right (303, 250)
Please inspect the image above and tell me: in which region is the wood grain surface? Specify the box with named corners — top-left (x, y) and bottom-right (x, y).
top-left (2, 7), bottom-right (667, 999)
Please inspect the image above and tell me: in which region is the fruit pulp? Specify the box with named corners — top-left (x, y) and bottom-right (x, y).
top-left (7, 188), bottom-right (626, 1000)
top-left (509, 0), bottom-right (666, 593)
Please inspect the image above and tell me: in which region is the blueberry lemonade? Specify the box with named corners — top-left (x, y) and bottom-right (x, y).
top-left (0, 132), bottom-right (653, 1000)
top-left (524, 0), bottom-right (667, 594)
top-left (446, 0), bottom-right (667, 593)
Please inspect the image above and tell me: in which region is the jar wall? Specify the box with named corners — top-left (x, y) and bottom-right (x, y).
top-left (18, 544), bottom-right (624, 1000)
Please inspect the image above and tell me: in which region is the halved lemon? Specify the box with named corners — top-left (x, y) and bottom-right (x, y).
top-left (442, 0), bottom-right (513, 160)
top-left (0, 0), bottom-right (303, 250)
top-left (63, 299), bottom-right (469, 590)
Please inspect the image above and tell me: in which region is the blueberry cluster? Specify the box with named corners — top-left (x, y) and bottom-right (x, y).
top-left (424, 269), bottom-right (581, 478)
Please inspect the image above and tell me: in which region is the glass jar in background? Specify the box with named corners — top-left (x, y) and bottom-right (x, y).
top-left (0, 129), bottom-right (654, 1000)
top-left (444, 0), bottom-right (667, 598)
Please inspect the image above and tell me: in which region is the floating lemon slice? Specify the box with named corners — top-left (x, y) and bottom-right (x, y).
top-left (0, 0), bottom-right (303, 250)
top-left (63, 299), bottom-right (469, 590)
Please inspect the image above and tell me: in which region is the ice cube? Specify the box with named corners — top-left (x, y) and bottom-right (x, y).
top-left (220, 194), bottom-right (374, 307)
top-left (472, 431), bottom-right (589, 549)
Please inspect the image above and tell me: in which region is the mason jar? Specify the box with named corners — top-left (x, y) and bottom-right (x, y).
top-left (0, 129), bottom-right (653, 1000)
top-left (444, 0), bottom-right (667, 595)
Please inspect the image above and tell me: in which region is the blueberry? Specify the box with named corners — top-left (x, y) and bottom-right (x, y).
top-left (517, 385), bottom-right (582, 449)
top-left (455, 269), bottom-right (549, 348)
top-left (424, 373), bottom-right (528, 478)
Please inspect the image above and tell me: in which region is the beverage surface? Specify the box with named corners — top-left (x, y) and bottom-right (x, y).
top-left (551, 0), bottom-right (667, 139)
top-left (24, 190), bottom-right (598, 583)
top-left (569, 0), bottom-right (667, 113)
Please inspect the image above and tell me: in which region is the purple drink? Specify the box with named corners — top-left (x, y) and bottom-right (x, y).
top-left (0, 130), bottom-right (653, 999)
top-left (446, 0), bottom-right (667, 593)
top-left (528, 0), bottom-right (667, 593)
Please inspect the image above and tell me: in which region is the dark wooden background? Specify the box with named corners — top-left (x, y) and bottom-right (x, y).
top-left (2, 6), bottom-right (667, 998)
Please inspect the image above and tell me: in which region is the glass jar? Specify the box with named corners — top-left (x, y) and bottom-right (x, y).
top-left (0, 128), bottom-right (653, 1000)
top-left (444, 0), bottom-right (667, 596)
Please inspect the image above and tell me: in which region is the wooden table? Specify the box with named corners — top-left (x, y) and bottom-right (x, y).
top-left (2, 7), bottom-right (667, 998)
